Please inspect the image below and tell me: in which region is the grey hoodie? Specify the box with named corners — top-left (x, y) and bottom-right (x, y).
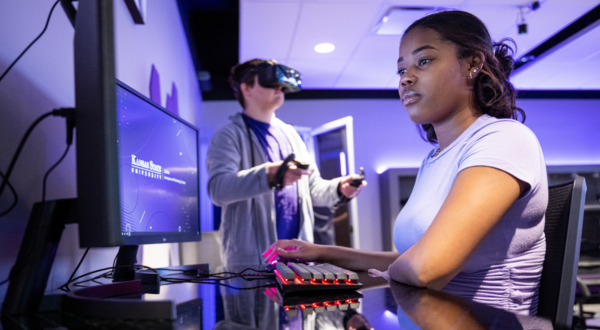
top-left (207, 113), bottom-right (342, 267)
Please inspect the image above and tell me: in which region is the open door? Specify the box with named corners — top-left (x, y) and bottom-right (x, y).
top-left (308, 117), bottom-right (360, 249)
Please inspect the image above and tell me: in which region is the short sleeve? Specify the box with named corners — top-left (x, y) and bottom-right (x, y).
top-left (458, 120), bottom-right (543, 192)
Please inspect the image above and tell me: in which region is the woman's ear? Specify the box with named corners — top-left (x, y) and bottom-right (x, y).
top-left (468, 51), bottom-right (486, 75)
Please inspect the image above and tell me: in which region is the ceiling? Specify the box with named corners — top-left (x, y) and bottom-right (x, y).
top-left (239, 0), bottom-right (600, 90)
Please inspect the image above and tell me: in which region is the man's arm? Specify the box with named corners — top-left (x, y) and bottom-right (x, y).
top-left (207, 128), bottom-right (271, 206)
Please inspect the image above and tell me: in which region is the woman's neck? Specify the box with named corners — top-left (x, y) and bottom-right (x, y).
top-left (433, 106), bottom-right (480, 149)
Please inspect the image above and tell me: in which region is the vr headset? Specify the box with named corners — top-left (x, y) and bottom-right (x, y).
top-left (254, 62), bottom-right (302, 93)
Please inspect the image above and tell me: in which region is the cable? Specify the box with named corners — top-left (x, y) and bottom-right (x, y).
top-left (0, 108), bottom-right (74, 217)
top-left (0, 111), bottom-right (53, 202)
top-left (160, 277), bottom-right (274, 291)
top-left (59, 264), bottom-right (159, 292)
top-left (42, 144), bottom-right (71, 203)
top-left (0, 0), bottom-right (61, 84)
top-left (7, 142), bottom-right (72, 284)
top-left (0, 170), bottom-right (18, 217)
top-left (61, 247), bottom-right (90, 292)
top-left (58, 265), bottom-right (274, 292)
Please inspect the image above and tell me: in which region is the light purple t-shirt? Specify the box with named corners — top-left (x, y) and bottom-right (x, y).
top-left (393, 115), bottom-right (548, 315)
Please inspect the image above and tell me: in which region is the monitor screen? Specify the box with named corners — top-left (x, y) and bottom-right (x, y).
top-left (116, 81), bottom-right (200, 244)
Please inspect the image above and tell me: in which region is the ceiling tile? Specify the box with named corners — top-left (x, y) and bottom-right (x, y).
top-left (387, 0), bottom-right (464, 6)
top-left (241, 0), bottom-right (600, 89)
top-left (240, 1), bottom-right (301, 62)
top-left (376, 8), bottom-right (435, 35)
top-left (286, 59), bottom-right (347, 88)
top-left (510, 62), bottom-right (557, 88)
top-left (467, 0), bottom-right (599, 7)
top-left (387, 74), bottom-right (401, 88)
top-left (286, 2), bottom-right (383, 61)
top-left (335, 60), bottom-right (399, 88)
top-left (512, 22), bottom-right (600, 90)
top-left (462, 6), bottom-right (520, 42)
top-left (582, 75), bottom-right (600, 89)
top-left (350, 35), bottom-right (401, 61)
top-left (531, 63), bottom-right (600, 89)
top-left (500, 7), bottom-right (595, 58)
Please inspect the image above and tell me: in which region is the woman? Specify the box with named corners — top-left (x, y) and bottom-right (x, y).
top-left (263, 10), bottom-right (547, 315)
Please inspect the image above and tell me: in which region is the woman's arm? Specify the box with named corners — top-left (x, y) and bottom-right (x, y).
top-left (388, 166), bottom-right (528, 290)
top-left (263, 239), bottom-right (399, 271)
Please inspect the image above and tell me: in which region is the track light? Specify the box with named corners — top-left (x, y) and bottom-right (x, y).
top-left (517, 1), bottom-right (542, 35)
top-left (518, 23), bottom-right (527, 34)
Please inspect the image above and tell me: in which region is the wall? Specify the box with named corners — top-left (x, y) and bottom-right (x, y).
top-left (0, 0), bottom-right (202, 303)
top-left (202, 97), bottom-right (600, 252)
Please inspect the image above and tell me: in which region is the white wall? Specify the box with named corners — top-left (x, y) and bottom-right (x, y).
top-left (0, 0), bottom-right (201, 303)
top-left (202, 97), bottom-right (600, 252)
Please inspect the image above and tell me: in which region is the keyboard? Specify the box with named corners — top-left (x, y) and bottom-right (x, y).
top-left (271, 261), bottom-right (363, 293)
top-left (263, 286), bottom-right (362, 317)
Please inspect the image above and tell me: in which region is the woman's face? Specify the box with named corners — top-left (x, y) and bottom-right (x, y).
top-left (397, 28), bottom-right (473, 125)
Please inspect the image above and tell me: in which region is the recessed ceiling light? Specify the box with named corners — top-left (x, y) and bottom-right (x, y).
top-left (314, 43), bottom-right (335, 54)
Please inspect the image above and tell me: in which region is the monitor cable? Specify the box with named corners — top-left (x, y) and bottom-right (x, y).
top-left (59, 264), bottom-right (160, 292)
top-left (0, 0), bottom-right (61, 84)
top-left (1, 108), bottom-right (75, 288)
top-left (0, 111), bottom-right (52, 206)
top-left (59, 247), bottom-right (90, 292)
top-left (0, 170), bottom-right (18, 217)
top-left (0, 108), bottom-right (75, 217)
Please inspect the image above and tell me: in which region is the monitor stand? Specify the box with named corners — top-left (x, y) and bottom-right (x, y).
top-left (113, 245), bottom-right (139, 282)
top-left (1, 198), bottom-right (77, 315)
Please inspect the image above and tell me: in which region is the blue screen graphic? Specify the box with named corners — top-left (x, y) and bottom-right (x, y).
top-left (116, 85), bottom-right (199, 237)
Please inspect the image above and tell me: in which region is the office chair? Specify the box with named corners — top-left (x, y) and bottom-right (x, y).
top-left (537, 176), bottom-right (587, 329)
top-left (573, 207), bottom-right (600, 329)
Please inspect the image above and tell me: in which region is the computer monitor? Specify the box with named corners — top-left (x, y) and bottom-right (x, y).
top-left (2, 1), bottom-right (203, 315)
top-left (73, 0), bottom-right (201, 248)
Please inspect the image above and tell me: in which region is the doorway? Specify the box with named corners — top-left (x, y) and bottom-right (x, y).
top-left (309, 117), bottom-right (359, 249)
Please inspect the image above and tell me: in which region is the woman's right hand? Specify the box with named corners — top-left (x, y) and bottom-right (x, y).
top-left (262, 239), bottom-right (324, 263)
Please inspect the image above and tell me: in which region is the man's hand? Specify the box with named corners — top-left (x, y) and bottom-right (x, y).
top-left (267, 160), bottom-right (310, 188)
top-left (339, 174), bottom-right (367, 198)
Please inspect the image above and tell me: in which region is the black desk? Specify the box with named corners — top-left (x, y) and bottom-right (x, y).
top-left (0, 265), bottom-right (556, 330)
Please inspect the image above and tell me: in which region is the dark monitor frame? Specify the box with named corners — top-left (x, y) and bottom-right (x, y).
top-left (74, 0), bottom-right (201, 247)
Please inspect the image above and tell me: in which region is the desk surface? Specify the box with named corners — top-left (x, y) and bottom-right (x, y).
top-left (1, 265), bottom-right (556, 330)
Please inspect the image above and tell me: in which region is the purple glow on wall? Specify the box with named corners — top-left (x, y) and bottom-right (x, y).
top-left (149, 64), bottom-right (179, 115)
top-left (149, 65), bottom-right (161, 105)
top-left (166, 82), bottom-right (179, 115)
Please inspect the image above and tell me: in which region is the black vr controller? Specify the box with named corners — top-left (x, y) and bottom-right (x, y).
top-left (273, 153), bottom-right (309, 191)
top-left (350, 167), bottom-right (365, 187)
top-left (337, 167), bottom-right (365, 205)
top-left (255, 63), bottom-right (302, 94)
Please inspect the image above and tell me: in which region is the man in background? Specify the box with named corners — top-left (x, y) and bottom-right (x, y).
top-left (206, 59), bottom-right (366, 267)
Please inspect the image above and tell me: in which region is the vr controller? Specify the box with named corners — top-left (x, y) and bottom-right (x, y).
top-left (336, 167), bottom-right (364, 205)
top-left (273, 153), bottom-right (309, 190)
top-left (350, 167), bottom-right (365, 187)
top-left (255, 63), bottom-right (302, 94)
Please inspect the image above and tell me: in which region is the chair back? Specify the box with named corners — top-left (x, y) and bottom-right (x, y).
top-left (537, 175), bottom-right (587, 329)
